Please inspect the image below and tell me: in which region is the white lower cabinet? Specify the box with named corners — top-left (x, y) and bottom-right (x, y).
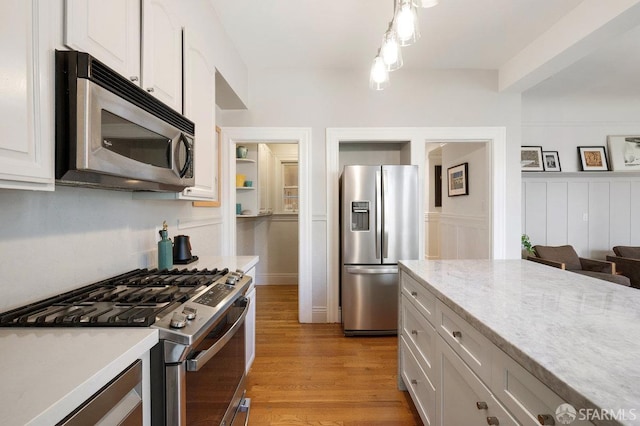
top-left (399, 270), bottom-right (595, 426)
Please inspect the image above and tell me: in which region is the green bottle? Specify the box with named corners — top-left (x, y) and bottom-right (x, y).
top-left (158, 221), bottom-right (173, 270)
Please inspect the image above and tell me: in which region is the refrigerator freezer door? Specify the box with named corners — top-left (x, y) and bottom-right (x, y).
top-left (382, 165), bottom-right (419, 264)
top-left (341, 265), bottom-right (399, 335)
top-left (341, 165), bottom-right (381, 264)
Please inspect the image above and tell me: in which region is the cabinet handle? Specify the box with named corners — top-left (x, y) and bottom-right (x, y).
top-left (129, 76), bottom-right (139, 82)
top-left (476, 401), bottom-right (488, 410)
top-left (411, 291), bottom-right (418, 297)
top-left (486, 417), bottom-right (500, 425)
top-left (537, 414), bottom-right (555, 425)
top-left (410, 379), bottom-right (418, 385)
top-left (452, 330), bottom-right (462, 338)
top-left (411, 329), bottom-right (418, 335)
top-left (146, 87), bottom-right (155, 92)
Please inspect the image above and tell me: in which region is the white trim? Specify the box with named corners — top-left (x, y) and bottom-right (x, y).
top-left (221, 127), bottom-right (313, 323)
top-left (312, 306), bottom-right (327, 323)
top-left (177, 216), bottom-right (223, 229)
top-left (255, 273), bottom-right (298, 285)
top-left (326, 127), bottom-right (507, 323)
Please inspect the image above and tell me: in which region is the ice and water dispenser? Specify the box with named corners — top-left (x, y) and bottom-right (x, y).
top-left (351, 201), bottom-right (370, 231)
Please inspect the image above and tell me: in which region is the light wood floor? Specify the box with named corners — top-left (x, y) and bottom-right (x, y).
top-left (246, 285), bottom-right (422, 426)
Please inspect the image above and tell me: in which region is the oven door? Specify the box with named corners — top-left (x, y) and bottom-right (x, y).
top-left (185, 297), bottom-right (250, 426)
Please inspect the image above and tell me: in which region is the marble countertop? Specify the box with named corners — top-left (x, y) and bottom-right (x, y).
top-left (0, 328), bottom-right (158, 426)
top-left (399, 259), bottom-right (640, 425)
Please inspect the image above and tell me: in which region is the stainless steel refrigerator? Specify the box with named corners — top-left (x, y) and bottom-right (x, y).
top-left (340, 165), bottom-right (419, 335)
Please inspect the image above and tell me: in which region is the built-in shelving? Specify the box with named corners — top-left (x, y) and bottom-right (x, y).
top-left (236, 158), bottom-right (256, 163)
top-left (523, 171), bottom-right (640, 178)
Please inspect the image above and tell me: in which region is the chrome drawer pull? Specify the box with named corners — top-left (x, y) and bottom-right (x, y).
top-left (537, 414), bottom-right (555, 425)
top-left (411, 291), bottom-right (418, 297)
top-left (411, 329), bottom-right (418, 335)
top-left (486, 417), bottom-right (500, 425)
top-left (476, 401), bottom-right (488, 410)
top-left (452, 330), bottom-right (462, 338)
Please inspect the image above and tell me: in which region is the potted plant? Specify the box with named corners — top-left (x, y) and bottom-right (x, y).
top-left (521, 234), bottom-right (535, 259)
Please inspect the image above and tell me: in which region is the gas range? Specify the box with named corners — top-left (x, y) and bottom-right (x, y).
top-left (0, 267), bottom-right (251, 344)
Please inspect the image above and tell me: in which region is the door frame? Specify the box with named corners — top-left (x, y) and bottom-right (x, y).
top-left (326, 127), bottom-right (507, 323)
top-left (221, 127), bottom-right (312, 323)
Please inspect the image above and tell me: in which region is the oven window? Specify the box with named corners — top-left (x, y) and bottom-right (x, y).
top-left (101, 110), bottom-right (171, 168)
top-left (186, 306), bottom-right (246, 425)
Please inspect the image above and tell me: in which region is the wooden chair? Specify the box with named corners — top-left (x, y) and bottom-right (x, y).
top-left (606, 246), bottom-right (640, 289)
top-left (528, 245), bottom-right (631, 287)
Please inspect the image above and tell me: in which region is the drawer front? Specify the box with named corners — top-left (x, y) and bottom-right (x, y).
top-left (492, 348), bottom-right (594, 426)
top-left (436, 302), bottom-right (492, 383)
top-left (401, 295), bottom-right (437, 380)
top-left (401, 337), bottom-right (437, 426)
top-left (401, 271), bottom-right (436, 326)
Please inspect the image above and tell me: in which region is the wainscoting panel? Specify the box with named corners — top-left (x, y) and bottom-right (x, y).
top-left (523, 176), bottom-right (640, 258)
top-left (439, 213), bottom-right (490, 259)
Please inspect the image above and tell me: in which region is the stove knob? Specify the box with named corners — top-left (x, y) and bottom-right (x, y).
top-left (182, 306), bottom-right (197, 320)
top-left (170, 312), bottom-right (187, 329)
top-left (225, 276), bottom-right (237, 285)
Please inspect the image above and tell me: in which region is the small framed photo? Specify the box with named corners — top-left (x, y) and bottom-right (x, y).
top-left (542, 151), bottom-right (561, 172)
top-left (521, 146), bottom-right (544, 171)
top-left (607, 135), bottom-right (640, 172)
top-left (447, 162), bottom-right (468, 197)
top-left (578, 146), bottom-right (609, 171)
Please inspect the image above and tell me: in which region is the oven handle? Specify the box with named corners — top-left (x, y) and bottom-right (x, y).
top-left (186, 297), bottom-right (249, 372)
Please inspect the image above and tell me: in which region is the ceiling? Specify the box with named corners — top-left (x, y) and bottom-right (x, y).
top-left (210, 0), bottom-right (640, 96)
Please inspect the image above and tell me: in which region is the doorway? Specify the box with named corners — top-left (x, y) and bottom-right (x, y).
top-left (221, 127), bottom-right (312, 323)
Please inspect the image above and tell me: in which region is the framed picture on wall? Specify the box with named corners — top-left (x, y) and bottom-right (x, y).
top-left (542, 151), bottom-right (561, 172)
top-left (447, 162), bottom-right (468, 197)
top-left (521, 146), bottom-right (544, 171)
top-left (578, 146), bottom-right (609, 171)
top-left (607, 135), bottom-right (640, 172)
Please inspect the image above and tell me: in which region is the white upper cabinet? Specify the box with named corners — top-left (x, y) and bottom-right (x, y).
top-left (0, 0), bottom-right (54, 191)
top-left (65, 0), bottom-right (141, 84)
top-left (141, 0), bottom-right (183, 112)
top-left (181, 28), bottom-right (217, 200)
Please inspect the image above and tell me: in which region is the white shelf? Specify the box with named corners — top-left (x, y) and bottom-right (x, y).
top-left (236, 187), bottom-right (256, 190)
top-left (237, 211), bottom-right (273, 218)
top-left (523, 171), bottom-right (640, 178)
top-left (236, 158), bottom-right (256, 163)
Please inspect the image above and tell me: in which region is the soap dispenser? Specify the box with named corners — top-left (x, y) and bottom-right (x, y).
top-left (158, 221), bottom-right (173, 270)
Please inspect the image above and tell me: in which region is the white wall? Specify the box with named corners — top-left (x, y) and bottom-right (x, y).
top-left (521, 93), bottom-right (640, 257)
top-left (220, 68), bottom-right (522, 320)
top-left (0, 0), bottom-right (241, 312)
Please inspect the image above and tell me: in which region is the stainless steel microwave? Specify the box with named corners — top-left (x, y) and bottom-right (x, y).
top-left (55, 50), bottom-right (195, 192)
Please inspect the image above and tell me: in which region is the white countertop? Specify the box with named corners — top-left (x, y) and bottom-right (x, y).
top-left (0, 328), bottom-right (158, 425)
top-left (399, 259), bottom-right (640, 425)
top-left (173, 255), bottom-right (259, 274)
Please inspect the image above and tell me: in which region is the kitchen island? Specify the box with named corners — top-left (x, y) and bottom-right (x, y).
top-left (399, 259), bottom-right (640, 426)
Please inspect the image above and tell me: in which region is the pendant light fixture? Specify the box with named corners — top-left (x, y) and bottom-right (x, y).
top-left (369, 50), bottom-right (390, 90)
top-left (369, 0), bottom-right (439, 90)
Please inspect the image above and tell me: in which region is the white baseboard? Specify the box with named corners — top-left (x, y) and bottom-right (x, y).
top-left (255, 273), bottom-right (298, 285)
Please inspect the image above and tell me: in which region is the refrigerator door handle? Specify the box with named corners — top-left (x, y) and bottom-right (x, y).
top-left (345, 267), bottom-right (398, 275)
top-left (375, 170), bottom-right (382, 260)
top-left (382, 169), bottom-right (389, 259)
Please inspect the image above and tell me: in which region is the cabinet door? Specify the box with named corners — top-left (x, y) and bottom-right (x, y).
top-left (245, 285), bottom-right (256, 372)
top-left (182, 28), bottom-right (217, 200)
top-left (258, 144), bottom-right (274, 213)
top-left (65, 0), bottom-right (141, 83)
top-left (141, 0), bottom-right (182, 111)
top-left (438, 339), bottom-right (518, 426)
top-left (0, 0), bottom-right (54, 190)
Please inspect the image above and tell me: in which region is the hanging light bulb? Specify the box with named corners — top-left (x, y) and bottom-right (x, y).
top-left (394, 0), bottom-right (420, 46)
top-left (369, 51), bottom-right (390, 90)
top-left (380, 26), bottom-right (403, 71)
top-left (413, 0), bottom-right (438, 7)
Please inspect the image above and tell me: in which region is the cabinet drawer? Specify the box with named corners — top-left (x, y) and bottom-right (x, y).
top-left (436, 302), bottom-right (492, 383)
top-left (400, 337), bottom-right (437, 426)
top-left (492, 348), bottom-right (594, 426)
top-left (401, 272), bottom-right (436, 326)
top-left (401, 295), bottom-right (437, 380)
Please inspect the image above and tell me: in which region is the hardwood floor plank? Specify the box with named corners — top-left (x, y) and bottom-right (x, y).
top-left (246, 285), bottom-right (422, 426)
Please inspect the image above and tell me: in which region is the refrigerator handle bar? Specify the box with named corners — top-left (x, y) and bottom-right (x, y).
top-left (382, 169), bottom-right (389, 259)
top-left (375, 170), bottom-right (382, 260)
top-left (346, 267), bottom-right (399, 275)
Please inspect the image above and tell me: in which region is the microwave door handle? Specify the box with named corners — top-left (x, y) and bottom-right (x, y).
top-left (185, 298), bottom-right (250, 372)
top-left (178, 133), bottom-right (192, 178)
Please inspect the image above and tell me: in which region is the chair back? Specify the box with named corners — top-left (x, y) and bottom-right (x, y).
top-left (533, 245), bottom-right (582, 270)
top-left (613, 246), bottom-right (640, 259)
